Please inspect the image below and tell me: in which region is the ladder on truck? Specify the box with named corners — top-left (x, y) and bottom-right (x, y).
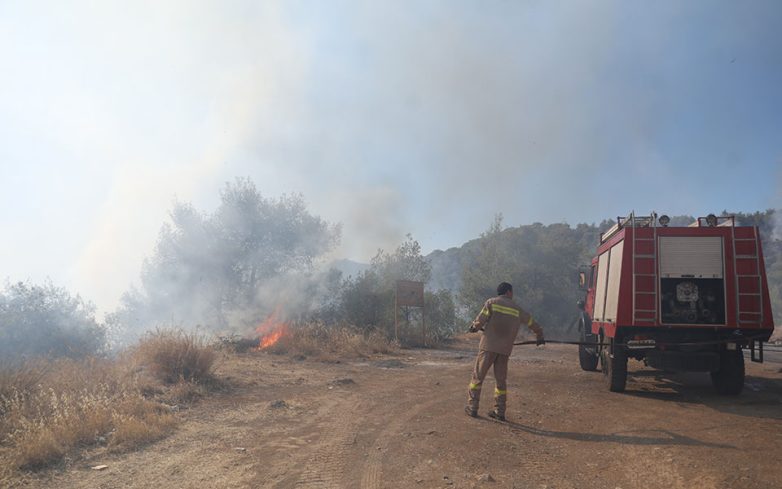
top-left (733, 226), bottom-right (764, 326)
top-left (631, 211), bottom-right (659, 325)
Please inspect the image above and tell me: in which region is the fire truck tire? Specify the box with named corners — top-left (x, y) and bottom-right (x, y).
top-left (602, 338), bottom-right (628, 392)
top-left (710, 348), bottom-right (744, 396)
top-left (578, 316), bottom-right (599, 371)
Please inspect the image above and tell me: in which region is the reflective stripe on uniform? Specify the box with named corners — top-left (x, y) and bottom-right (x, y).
top-left (491, 304), bottom-right (519, 317)
top-left (469, 383), bottom-right (482, 390)
top-left (480, 307), bottom-right (490, 316)
top-left (494, 388), bottom-right (507, 396)
top-left (527, 316), bottom-right (534, 326)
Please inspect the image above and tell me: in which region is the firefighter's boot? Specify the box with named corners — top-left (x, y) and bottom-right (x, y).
top-left (487, 409), bottom-right (506, 422)
top-left (491, 387), bottom-right (507, 420)
top-left (466, 381), bottom-right (482, 415)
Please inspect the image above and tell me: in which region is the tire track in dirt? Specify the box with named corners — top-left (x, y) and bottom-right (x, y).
top-left (359, 387), bottom-right (446, 488)
top-left (283, 396), bottom-right (364, 488)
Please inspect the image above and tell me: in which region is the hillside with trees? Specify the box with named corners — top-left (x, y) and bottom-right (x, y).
top-left (2, 186), bottom-right (778, 360)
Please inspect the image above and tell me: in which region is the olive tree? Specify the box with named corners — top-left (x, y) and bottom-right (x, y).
top-left (109, 177), bottom-right (340, 341)
top-left (0, 281), bottom-right (106, 361)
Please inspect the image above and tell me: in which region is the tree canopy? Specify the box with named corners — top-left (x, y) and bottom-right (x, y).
top-left (0, 281), bottom-right (106, 362)
top-left (323, 235), bottom-right (456, 344)
top-left (109, 178), bottom-right (340, 341)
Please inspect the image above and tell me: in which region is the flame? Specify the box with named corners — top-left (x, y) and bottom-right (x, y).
top-left (260, 327), bottom-right (287, 349)
top-left (255, 304), bottom-right (288, 350)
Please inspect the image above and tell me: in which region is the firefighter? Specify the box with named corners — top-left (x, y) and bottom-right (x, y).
top-left (465, 282), bottom-right (544, 421)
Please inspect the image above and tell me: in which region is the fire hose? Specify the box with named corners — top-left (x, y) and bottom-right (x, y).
top-left (467, 325), bottom-right (778, 350)
top-left (513, 339), bottom-right (607, 347)
top-left (511, 334), bottom-right (781, 350)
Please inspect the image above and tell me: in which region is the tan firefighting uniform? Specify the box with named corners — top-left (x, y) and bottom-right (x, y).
top-left (467, 296), bottom-right (543, 416)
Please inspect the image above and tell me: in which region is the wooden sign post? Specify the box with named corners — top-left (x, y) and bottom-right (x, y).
top-left (395, 280), bottom-right (425, 345)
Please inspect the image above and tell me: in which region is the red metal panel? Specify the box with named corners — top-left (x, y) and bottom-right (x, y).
top-left (739, 294), bottom-right (761, 312)
top-left (635, 275), bottom-right (655, 291)
top-left (634, 310), bottom-right (656, 320)
top-left (635, 239), bottom-right (654, 255)
top-left (635, 228), bottom-right (655, 240)
top-left (615, 238), bottom-right (631, 325)
top-left (724, 230), bottom-right (738, 328)
top-left (734, 240), bottom-right (757, 256)
top-left (738, 276), bottom-right (760, 294)
top-left (736, 258), bottom-right (759, 276)
top-left (634, 294), bottom-right (655, 310)
top-left (634, 258), bottom-right (655, 275)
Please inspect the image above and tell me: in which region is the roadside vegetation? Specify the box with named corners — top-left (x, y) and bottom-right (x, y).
top-left (265, 323), bottom-right (399, 360)
top-left (0, 329), bottom-right (217, 484)
top-left (133, 329), bottom-right (217, 385)
top-left (0, 318), bottom-right (399, 484)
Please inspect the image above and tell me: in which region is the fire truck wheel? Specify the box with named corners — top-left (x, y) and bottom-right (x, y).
top-left (578, 316), bottom-right (599, 371)
top-left (602, 338), bottom-right (628, 392)
top-left (710, 348), bottom-right (744, 396)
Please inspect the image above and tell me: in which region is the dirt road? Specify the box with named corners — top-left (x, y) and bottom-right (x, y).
top-left (28, 337), bottom-right (782, 489)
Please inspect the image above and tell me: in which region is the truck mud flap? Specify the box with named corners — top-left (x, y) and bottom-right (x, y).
top-left (749, 340), bottom-right (764, 363)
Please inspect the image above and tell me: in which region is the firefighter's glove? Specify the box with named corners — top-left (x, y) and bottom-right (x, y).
top-left (536, 337), bottom-right (546, 346)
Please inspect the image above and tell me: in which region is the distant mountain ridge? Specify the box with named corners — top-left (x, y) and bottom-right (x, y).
top-left (327, 258), bottom-right (369, 279)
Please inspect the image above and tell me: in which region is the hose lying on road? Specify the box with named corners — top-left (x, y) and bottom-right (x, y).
top-left (513, 339), bottom-right (608, 347)
top-left (512, 335), bottom-right (778, 349)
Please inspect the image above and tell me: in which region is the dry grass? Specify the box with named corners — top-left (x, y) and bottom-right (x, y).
top-left (133, 329), bottom-right (217, 384)
top-left (0, 325), bottom-right (387, 482)
top-left (159, 380), bottom-right (209, 406)
top-left (215, 334), bottom-right (260, 353)
top-left (0, 329), bottom-right (218, 482)
top-left (0, 360), bottom-right (50, 401)
top-left (266, 323), bottom-right (399, 359)
top-left (0, 357), bottom-right (176, 478)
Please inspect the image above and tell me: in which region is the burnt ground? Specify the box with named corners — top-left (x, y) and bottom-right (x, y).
top-left (22, 336), bottom-right (782, 489)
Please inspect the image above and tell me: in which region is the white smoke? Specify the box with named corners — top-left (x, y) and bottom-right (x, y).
top-left (2, 0), bottom-right (780, 319)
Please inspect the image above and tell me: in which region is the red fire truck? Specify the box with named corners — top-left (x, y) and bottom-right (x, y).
top-left (577, 212), bottom-right (774, 394)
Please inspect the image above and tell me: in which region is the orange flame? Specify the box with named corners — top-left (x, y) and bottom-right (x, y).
top-left (260, 327), bottom-right (287, 349)
top-left (255, 305), bottom-right (288, 350)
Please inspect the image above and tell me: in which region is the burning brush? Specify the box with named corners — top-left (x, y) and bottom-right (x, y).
top-left (254, 305), bottom-right (289, 350)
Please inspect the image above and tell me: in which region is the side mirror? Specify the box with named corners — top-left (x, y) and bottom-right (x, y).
top-left (578, 271), bottom-right (587, 289)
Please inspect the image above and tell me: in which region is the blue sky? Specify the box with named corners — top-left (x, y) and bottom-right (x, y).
top-left (1, 1), bottom-right (780, 313)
